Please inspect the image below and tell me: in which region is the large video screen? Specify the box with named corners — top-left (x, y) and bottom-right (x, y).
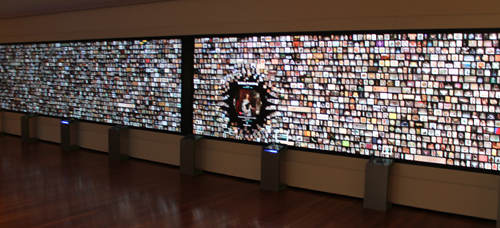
top-left (193, 31), bottom-right (500, 171)
top-left (0, 38), bottom-right (182, 132)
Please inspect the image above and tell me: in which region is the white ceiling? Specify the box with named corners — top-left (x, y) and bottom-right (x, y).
top-left (0, 0), bottom-right (172, 19)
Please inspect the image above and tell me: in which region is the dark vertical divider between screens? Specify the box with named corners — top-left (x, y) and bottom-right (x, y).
top-left (181, 37), bottom-right (195, 135)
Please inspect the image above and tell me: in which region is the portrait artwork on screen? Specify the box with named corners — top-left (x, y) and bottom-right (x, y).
top-left (193, 61), bottom-right (277, 142)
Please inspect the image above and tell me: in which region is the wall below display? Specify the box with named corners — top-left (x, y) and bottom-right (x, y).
top-left (1, 111), bottom-right (497, 220)
top-left (1, 0), bottom-right (500, 220)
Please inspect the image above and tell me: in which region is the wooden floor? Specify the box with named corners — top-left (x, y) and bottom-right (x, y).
top-left (0, 135), bottom-right (495, 228)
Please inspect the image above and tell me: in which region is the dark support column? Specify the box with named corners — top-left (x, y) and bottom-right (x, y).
top-left (60, 119), bottom-right (79, 151)
top-left (260, 144), bottom-right (287, 192)
top-left (21, 114), bottom-right (38, 143)
top-left (108, 125), bottom-right (129, 161)
top-left (363, 157), bottom-right (394, 211)
top-left (180, 134), bottom-right (204, 176)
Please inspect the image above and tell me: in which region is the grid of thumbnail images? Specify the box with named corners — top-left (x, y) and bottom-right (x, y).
top-left (193, 32), bottom-right (500, 170)
top-left (0, 38), bottom-right (182, 132)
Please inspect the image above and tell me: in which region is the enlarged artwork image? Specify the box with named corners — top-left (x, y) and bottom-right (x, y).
top-left (236, 89), bottom-right (261, 118)
top-left (193, 61), bottom-right (277, 142)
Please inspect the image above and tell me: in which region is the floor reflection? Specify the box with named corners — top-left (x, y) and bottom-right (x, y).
top-left (0, 135), bottom-right (495, 228)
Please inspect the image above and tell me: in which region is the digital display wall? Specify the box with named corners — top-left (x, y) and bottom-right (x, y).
top-left (0, 38), bottom-right (182, 132)
top-left (193, 31), bottom-right (500, 171)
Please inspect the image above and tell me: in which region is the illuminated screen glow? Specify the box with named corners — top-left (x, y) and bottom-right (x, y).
top-left (193, 32), bottom-right (500, 171)
top-left (0, 38), bottom-right (182, 132)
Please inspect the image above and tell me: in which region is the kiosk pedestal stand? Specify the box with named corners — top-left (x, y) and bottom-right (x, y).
top-left (363, 157), bottom-right (393, 211)
top-left (108, 125), bottom-right (129, 161)
top-left (260, 144), bottom-right (287, 192)
top-left (21, 114), bottom-right (38, 143)
top-left (180, 134), bottom-right (204, 176)
top-left (60, 119), bottom-right (79, 151)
